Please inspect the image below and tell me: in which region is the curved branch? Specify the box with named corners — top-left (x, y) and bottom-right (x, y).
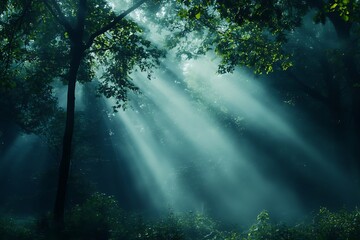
top-left (84, 0), bottom-right (148, 49)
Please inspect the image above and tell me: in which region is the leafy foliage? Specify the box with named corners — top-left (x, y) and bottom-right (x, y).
top-left (0, 0), bottom-right (67, 137)
top-left (0, 0), bottom-right (165, 114)
top-left (154, 0), bottom-right (359, 75)
top-left (93, 19), bottom-right (165, 110)
top-left (155, 0), bottom-right (306, 74)
top-left (312, 207), bottom-right (360, 240)
top-left (63, 193), bottom-right (124, 239)
top-left (0, 217), bottom-right (34, 240)
top-left (0, 68), bottom-right (61, 137)
top-left (2, 193), bottom-right (360, 240)
top-left (327, 0), bottom-right (360, 22)
top-left (243, 208), bottom-right (360, 240)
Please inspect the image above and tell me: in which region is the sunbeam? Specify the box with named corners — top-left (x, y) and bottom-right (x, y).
top-left (102, 60), bottom-right (307, 223)
top-left (99, 45), bottom-right (359, 224)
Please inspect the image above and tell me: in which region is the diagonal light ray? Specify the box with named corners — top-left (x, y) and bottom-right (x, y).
top-left (181, 56), bottom-right (352, 185)
top-left (104, 62), bottom-right (307, 222)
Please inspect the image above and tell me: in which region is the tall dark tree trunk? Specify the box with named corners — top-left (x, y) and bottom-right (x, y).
top-left (49, 0), bottom-right (147, 226)
top-left (53, 43), bottom-right (84, 225)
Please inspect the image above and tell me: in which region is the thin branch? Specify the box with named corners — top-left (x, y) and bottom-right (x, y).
top-left (85, 0), bottom-right (148, 49)
top-left (42, 0), bottom-right (73, 34)
top-left (2, 0), bottom-right (32, 72)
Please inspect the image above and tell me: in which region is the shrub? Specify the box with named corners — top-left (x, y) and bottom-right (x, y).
top-left (0, 217), bottom-right (34, 240)
top-left (312, 207), bottom-right (360, 240)
top-left (2, 192), bottom-right (360, 240)
top-left (64, 192), bottom-right (125, 240)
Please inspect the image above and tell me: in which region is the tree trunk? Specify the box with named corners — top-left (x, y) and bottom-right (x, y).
top-left (53, 43), bottom-right (83, 226)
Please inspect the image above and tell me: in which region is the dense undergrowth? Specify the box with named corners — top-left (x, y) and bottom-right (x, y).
top-left (1, 193), bottom-right (359, 240)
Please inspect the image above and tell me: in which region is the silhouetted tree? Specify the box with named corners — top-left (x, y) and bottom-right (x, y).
top-left (1, 0), bottom-right (164, 225)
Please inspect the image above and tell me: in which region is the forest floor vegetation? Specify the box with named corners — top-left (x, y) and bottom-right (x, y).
top-left (1, 192), bottom-right (359, 240)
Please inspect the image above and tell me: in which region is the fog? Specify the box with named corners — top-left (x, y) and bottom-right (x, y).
top-left (95, 50), bottom-right (358, 224)
top-left (0, 1), bottom-right (359, 228)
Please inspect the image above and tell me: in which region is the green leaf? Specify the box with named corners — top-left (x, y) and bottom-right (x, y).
top-left (195, 12), bottom-right (201, 19)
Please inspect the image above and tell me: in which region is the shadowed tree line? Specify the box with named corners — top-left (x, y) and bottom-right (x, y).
top-left (1, 193), bottom-right (360, 240)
